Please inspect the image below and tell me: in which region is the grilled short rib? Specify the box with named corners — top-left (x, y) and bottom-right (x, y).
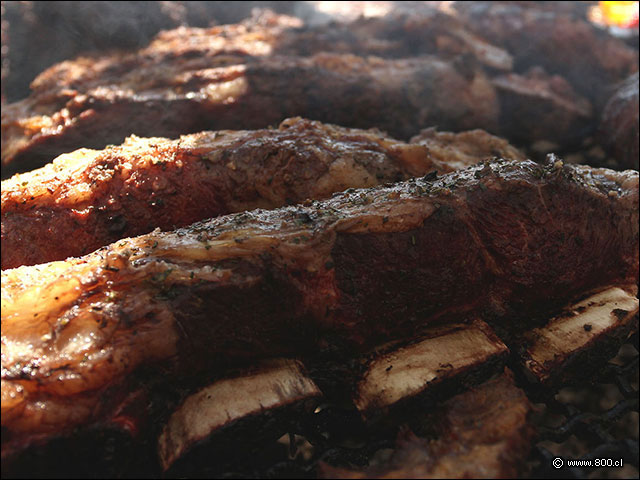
top-left (1, 5), bottom-right (513, 103)
top-left (453, 2), bottom-right (639, 105)
top-left (2, 158), bottom-right (637, 457)
top-left (0, 3), bottom-right (302, 102)
top-left (6, 4), bottom-right (624, 177)
top-left (1, 118), bottom-right (524, 269)
top-left (1, 40), bottom-right (498, 176)
top-left (599, 73), bottom-right (639, 171)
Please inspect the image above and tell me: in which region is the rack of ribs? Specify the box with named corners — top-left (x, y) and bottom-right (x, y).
top-left (4, 4), bottom-right (635, 176)
top-left (0, 46), bottom-right (499, 177)
top-left (2, 158), bottom-right (637, 460)
top-left (1, 6), bottom-right (513, 104)
top-left (1, 118), bottom-right (524, 269)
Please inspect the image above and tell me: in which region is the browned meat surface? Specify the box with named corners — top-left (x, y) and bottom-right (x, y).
top-left (7, 3), bottom-right (634, 176)
top-left (453, 2), bottom-right (638, 106)
top-left (0, 1), bottom-right (298, 102)
top-left (492, 67), bottom-right (593, 145)
top-left (1, 118), bottom-right (524, 269)
top-left (2, 159), bottom-right (637, 458)
top-left (599, 73), bottom-right (639, 170)
top-left (284, 7), bottom-right (514, 71)
top-left (321, 369), bottom-right (534, 479)
top-left (0, 3), bottom-right (514, 104)
top-left (3, 3), bottom-right (638, 177)
top-left (0, 42), bottom-right (498, 176)
top-left (407, 127), bottom-right (525, 173)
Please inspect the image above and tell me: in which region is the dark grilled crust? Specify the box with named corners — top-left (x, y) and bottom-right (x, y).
top-left (599, 73), bottom-right (640, 171)
top-left (0, 118), bottom-right (407, 268)
top-left (2, 159), bottom-right (637, 456)
top-left (3, 4), bottom-right (637, 176)
top-left (0, 2), bottom-right (300, 102)
top-left (454, 2), bottom-right (639, 105)
top-left (1, 118), bottom-right (525, 269)
top-left (0, 50), bottom-right (499, 177)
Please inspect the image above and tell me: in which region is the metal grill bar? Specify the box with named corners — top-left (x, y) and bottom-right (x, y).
top-left (528, 340), bottom-right (639, 479)
top-left (199, 341), bottom-right (639, 479)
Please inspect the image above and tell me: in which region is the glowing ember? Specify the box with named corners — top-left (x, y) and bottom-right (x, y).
top-left (590, 1), bottom-right (639, 28)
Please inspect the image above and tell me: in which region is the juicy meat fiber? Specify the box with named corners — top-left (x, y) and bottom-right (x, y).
top-left (1, 118), bottom-right (524, 269)
top-left (2, 159), bottom-right (637, 457)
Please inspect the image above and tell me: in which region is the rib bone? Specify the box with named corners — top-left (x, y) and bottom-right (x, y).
top-left (158, 359), bottom-right (321, 471)
top-left (520, 286), bottom-right (639, 387)
top-left (354, 320), bottom-right (508, 417)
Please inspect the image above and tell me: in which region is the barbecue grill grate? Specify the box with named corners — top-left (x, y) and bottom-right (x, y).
top-left (5, 338), bottom-right (638, 479)
top-left (168, 336), bottom-right (639, 479)
top-left (527, 333), bottom-right (639, 479)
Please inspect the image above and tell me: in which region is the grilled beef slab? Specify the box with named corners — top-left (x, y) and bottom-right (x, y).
top-left (2, 159), bottom-right (637, 458)
top-left (1, 117), bottom-right (524, 269)
top-left (599, 73), bottom-right (640, 171)
top-left (453, 1), bottom-right (639, 105)
top-left (0, 5), bottom-right (514, 105)
top-left (6, 4), bottom-right (624, 176)
top-left (492, 67), bottom-right (593, 145)
top-left (1, 36), bottom-right (498, 176)
top-left (0, 2), bottom-right (299, 102)
top-left (284, 7), bottom-right (514, 71)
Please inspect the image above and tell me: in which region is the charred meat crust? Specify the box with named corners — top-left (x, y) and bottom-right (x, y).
top-left (1, 117), bottom-right (524, 269)
top-left (0, 3), bottom-right (300, 102)
top-left (599, 73), bottom-right (640, 171)
top-left (1, 159), bottom-right (637, 457)
top-left (453, 2), bottom-right (639, 106)
top-left (4, 3), bottom-right (636, 175)
top-left (0, 49), bottom-right (499, 176)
